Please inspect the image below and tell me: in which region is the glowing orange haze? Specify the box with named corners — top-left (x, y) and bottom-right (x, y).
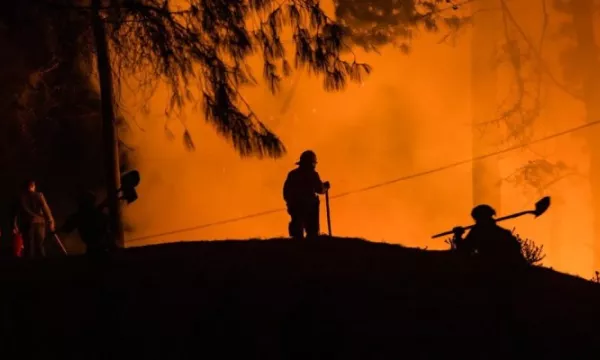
top-left (117, 1), bottom-right (596, 278)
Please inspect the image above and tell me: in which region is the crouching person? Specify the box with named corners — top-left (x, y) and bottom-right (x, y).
top-left (452, 204), bottom-right (526, 268)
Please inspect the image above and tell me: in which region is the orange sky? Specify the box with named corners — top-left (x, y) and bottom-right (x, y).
top-left (116, 0), bottom-right (598, 278)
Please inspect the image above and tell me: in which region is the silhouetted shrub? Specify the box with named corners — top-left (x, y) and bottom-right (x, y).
top-left (512, 229), bottom-right (546, 266)
top-left (444, 228), bottom-right (546, 266)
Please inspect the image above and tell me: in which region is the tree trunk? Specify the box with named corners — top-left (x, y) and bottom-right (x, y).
top-left (91, 0), bottom-right (124, 248)
top-left (548, 193), bottom-right (564, 269)
top-left (570, 0), bottom-right (600, 270)
top-left (471, 0), bottom-right (503, 210)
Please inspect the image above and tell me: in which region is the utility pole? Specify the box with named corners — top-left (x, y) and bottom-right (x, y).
top-left (91, 0), bottom-right (125, 248)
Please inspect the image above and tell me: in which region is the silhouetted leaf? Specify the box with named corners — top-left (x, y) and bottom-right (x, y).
top-left (164, 126), bottom-right (175, 141)
top-left (183, 129), bottom-right (195, 151)
top-left (333, 0), bottom-right (470, 51)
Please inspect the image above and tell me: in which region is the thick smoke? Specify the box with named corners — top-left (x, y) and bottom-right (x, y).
top-left (118, 0), bottom-right (597, 278)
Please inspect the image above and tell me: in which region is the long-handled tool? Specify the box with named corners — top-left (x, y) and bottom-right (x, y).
top-left (325, 189), bottom-right (332, 237)
top-left (52, 233), bottom-right (68, 255)
top-left (431, 196), bottom-right (551, 239)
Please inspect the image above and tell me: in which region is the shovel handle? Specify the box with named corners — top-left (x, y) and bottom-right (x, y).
top-left (431, 210), bottom-right (536, 239)
top-left (53, 234), bottom-right (68, 255)
top-left (325, 190), bottom-right (332, 237)
top-left (431, 224), bottom-right (475, 239)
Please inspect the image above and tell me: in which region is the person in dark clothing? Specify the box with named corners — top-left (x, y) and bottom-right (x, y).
top-left (18, 180), bottom-right (55, 259)
top-left (283, 150), bottom-right (330, 240)
top-left (453, 205), bottom-right (528, 353)
top-left (452, 204), bottom-right (526, 267)
top-left (60, 191), bottom-right (110, 256)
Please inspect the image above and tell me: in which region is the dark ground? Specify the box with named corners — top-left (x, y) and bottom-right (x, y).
top-left (1, 237), bottom-right (599, 359)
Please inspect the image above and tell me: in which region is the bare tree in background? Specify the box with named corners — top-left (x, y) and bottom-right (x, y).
top-left (484, 0), bottom-right (600, 270)
top-left (489, 0), bottom-right (576, 267)
top-left (556, 0), bottom-right (600, 270)
top-left (489, 0), bottom-right (578, 192)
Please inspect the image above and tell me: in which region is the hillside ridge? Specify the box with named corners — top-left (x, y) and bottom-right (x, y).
top-left (1, 237), bottom-right (599, 359)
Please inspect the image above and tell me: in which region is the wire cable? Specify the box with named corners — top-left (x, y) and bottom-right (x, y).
top-left (127, 119), bottom-right (600, 244)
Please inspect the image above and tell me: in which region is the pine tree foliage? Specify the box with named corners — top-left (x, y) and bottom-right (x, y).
top-left (334, 0), bottom-right (468, 52)
top-left (31, 0), bottom-right (467, 159)
top-left (33, 0), bottom-right (372, 158)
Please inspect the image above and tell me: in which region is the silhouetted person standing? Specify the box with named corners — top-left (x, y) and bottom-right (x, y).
top-left (283, 150), bottom-right (330, 240)
top-left (18, 180), bottom-right (55, 259)
top-left (452, 204), bottom-right (525, 267)
top-left (61, 191), bottom-right (110, 256)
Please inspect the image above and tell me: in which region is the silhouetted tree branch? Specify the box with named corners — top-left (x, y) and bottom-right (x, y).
top-left (33, 0), bottom-right (382, 159)
top-left (475, 0), bottom-right (544, 141)
top-left (471, 0), bottom-right (578, 196)
top-left (334, 0), bottom-right (471, 53)
top-left (503, 157), bottom-right (580, 197)
top-left (500, 0), bottom-right (582, 100)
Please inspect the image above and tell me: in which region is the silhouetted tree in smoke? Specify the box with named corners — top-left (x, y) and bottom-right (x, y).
top-left (0, 2), bottom-right (134, 253)
top-left (484, 0), bottom-right (600, 269)
top-left (469, 1), bottom-right (583, 229)
top-left (553, 0), bottom-right (600, 269)
top-left (333, 0), bottom-right (468, 52)
top-left (481, 0), bottom-right (577, 193)
top-left (493, 0), bottom-right (574, 260)
top-left (34, 0), bottom-right (379, 159)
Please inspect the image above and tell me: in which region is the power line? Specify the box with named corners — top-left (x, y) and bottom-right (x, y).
top-left (127, 119), bottom-right (600, 244)
top-left (330, 120), bottom-right (599, 199)
top-left (128, 207), bottom-right (285, 243)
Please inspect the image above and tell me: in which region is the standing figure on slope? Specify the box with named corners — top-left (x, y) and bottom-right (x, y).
top-left (18, 180), bottom-right (55, 259)
top-left (283, 150), bottom-right (330, 240)
top-left (452, 204), bottom-right (526, 267)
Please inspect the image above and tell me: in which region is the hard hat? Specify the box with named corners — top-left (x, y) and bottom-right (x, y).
top-left (471, 204), bottom-right (496, 221)
top-left (296, 150), bottom-right (317, 165)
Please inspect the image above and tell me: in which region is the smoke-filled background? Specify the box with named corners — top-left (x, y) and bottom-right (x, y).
top-left (116, 0), bottom-right (599, 278)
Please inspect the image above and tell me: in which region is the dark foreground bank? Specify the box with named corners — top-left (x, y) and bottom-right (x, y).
top-left (1, 237), bottom-right (599, 359)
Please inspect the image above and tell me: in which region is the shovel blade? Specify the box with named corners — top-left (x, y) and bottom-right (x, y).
top-left (534, 196), bottom-right (551, 217)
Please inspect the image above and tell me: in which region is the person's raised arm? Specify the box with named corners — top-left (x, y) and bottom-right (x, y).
top-left (313, 172), bottom-right (330, 194)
